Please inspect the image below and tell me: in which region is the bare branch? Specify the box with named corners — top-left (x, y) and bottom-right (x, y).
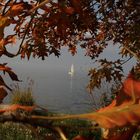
top-left (123, 46), bottom-right (140, 62)
top-left (54, 127), bottom-right (67, 140)
top-left (30, 0), bottom-right (51, 13)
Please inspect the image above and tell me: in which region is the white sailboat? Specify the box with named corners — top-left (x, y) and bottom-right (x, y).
top-left (68, 64), bottom-right (74, 77)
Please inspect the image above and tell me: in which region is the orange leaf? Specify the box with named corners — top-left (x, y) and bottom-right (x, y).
top-left (0, 104), bottom-right (36, 114)
top-left (0, 16), bottom-right (10, 39)
top-left (0, 39), bottom-right (4, 52)
top-left (0, 64), bottom-right (11, 71)
top-left (8, 3), bottom-right (25, 16)
top-left (6, 2), bottom-right (32, 17)
top-left (69, 45), bottom-right (77, 55)
top-left (78, 103), bottom-right (140, 128)
top-left (42, 103), bottom-right (140, 129)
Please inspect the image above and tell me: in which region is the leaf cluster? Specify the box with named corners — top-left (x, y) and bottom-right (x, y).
top-left (87, 59), bottom-right (123, 92)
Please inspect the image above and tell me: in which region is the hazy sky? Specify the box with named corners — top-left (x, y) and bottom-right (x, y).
top-left (1, 41), bottom-right (136, 79)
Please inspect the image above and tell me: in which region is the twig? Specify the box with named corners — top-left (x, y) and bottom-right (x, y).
top-left (36, 105), bottom-right (48, 112)
top-left (16, 14), bottom-right (36, 56)
top-left (15, 0), bottom-right (40, 56)
top-left (0, 113), bottom-right (96, 130)
top-left (30, 0), bottom-right (51, 13)
top-left (120, 56), bottom-right (133, 66)
top-left (123, 45), bottom-right (140, 62)
top-left (16, 0), bottom-right (51, 56)
top-left (2, 0), bottom-right (11, 16)
top-left (90, 93), bottom-right (98, 110)
top-left (55, 127), bottom-right (67, 140)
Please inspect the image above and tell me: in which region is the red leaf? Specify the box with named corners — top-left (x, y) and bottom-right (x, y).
top-left (0, 64), bottom-right (20, 81)
top-left (71, 0), bottom-right (82, 13)
top-left (5, 35), bottom-right (16, 45)
top-left (8, 71), bottom-right (20, 81)
top-left (64, 7), bottom-right (75, 15)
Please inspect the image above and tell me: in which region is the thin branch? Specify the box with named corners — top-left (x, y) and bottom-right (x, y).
top-left (15, 14), bottom-right (35, 56)
top-left (123, 45), bottom-right (140, 62)
top-left (30, 0), bottom-right (51, 13)
top-left (0, 113), bottom-right (53, 128)
top-left (15, 0), bottom-right (51, 56)
top-left (36, 105), bottom-right (48, 112)
top-left (15, 0), bottom-right (40, 56)
top-left (2, 0), bottom-right (11, 16)
top-left (0, 113), bottom-right (95, 130)
top-left (120, 56), bottom-right (133, 66)
top-left (54, 127), bottom-right (67, 140)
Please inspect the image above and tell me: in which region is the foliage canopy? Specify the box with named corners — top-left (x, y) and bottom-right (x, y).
top-left (0, 0), bottom-right (140, 90)
top-left (0, 0), bottom-right (140, 139)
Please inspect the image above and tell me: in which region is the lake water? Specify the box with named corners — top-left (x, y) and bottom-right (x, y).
top-left (1, 47), bottom-right (136, 114)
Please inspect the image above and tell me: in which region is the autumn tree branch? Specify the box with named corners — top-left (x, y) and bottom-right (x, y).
top-left (16, 0), bottom-right (52, 56)
top-left (123, 45), bottom-right (140, 62)
top-left (0, 111), bottom-right (94, 130)
top-left (120, 56), bottom-right (133, 66)
top-left (2, 0), bottom-right (11, 15)
top-left (30, 0), bottom-right (51, 13)
top-left (16, 13), bottom-right (36, 56)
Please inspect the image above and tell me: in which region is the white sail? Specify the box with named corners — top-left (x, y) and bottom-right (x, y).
top-left (68, 64), bottom-right (74, 77)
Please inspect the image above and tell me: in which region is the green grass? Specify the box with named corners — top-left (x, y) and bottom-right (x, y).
top-left (0, 120), bottom-right (102, 140)
top-left (0, 122), bottom-right (36, 140)
top-left (11, 83), bottom-right (35, 106)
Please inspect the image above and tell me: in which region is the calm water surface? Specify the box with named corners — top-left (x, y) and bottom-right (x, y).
top-left (1, 47), bottom-right (135, 114)
top-left (2, 49), bottom-right (96, 114)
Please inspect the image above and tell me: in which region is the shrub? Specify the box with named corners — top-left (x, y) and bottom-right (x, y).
top-left (11, 80), bottom-right (35, 106)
